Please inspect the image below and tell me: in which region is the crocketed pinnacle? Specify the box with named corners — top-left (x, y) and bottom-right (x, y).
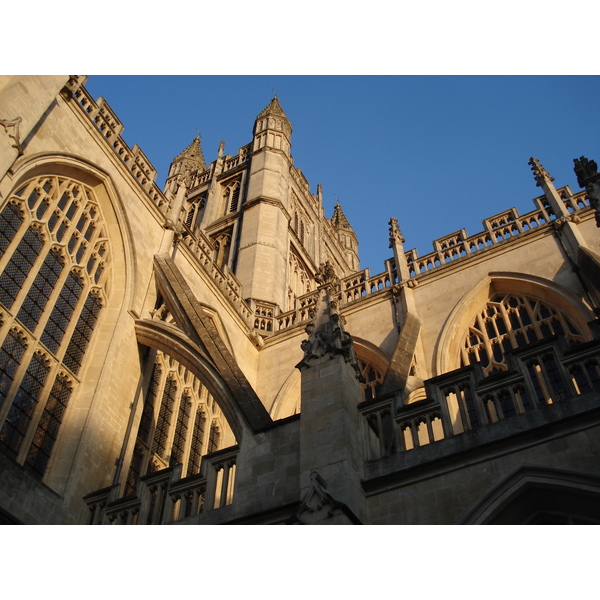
top-left (174, 136), bottom-right (206, 171)
top-left (257, 96), bottom-right (288, 121)
top-left (529, 157), bottom-right (554, 188)
top-left (331, 202), bottom-right (353, 231)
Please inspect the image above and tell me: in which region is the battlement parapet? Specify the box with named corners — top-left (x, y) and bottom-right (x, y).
top-left (68, 79), bottom-right (170, 214)
top-left (404, 188), bottom-right (590, 277)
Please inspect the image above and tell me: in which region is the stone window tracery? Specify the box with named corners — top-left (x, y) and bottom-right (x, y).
top-left (223, 181), bottom-right (241, 215)
top-left (288, 250), bottom-right (313, 310)
top-left (358, 358), bottom-right (385, 401)
top-left (0, 175), bottom-right (111, 478)
top-left (461, 293), bottom-right (585, 376)
top-left (125, 349), bottom-right (232, 496)
top-left (212, 230), bottom-right (232, 270)
top-left (185, 196), bottom-right (206, 231)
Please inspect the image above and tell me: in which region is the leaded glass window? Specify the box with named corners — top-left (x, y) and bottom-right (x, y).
top-left (461, 293), bottom-right (585, 376)
top-left (0, 175), bottom-right (111, 478)
top-left (125, 350), bottom-right (232, 494)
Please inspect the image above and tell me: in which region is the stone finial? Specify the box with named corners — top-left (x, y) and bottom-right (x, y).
top-left (574, 156), bottom-right (600, 228)
top-left (388, 217), bottom-right (405, 248)
top-left (529, 157), bottom-right (555, 187)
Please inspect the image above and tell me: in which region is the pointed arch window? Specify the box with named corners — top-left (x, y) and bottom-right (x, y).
top-left (461, 293), bottom-right (585, 376)
top-left (0, 175), bottom-right (111, 478)
top-left (358, 358), bottom-right (385, 401)
top-left (125, 350), bottom-right (233, 496)
top-left (223, 181), bottom-right (241, 215)
top-left (184, 195), bottom-right (206, 231)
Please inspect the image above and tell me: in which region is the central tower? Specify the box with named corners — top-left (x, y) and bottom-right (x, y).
top-left (234, 97), bottom-right (294, 310)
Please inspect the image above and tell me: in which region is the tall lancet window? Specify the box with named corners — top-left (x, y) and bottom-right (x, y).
top-left (0, 175), bottom-right (111, 478)
top-left (223, 181), bottom-right (241, 215)
top-left (125, 349), bottom-right (231, 497)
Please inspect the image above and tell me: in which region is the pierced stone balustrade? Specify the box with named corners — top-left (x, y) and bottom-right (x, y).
top-left (401, 187), bottom-right (592, 279)
top-left (362, 336), bottom-right (600, 461)
top-left (83, 445), bottom-right (239, 524)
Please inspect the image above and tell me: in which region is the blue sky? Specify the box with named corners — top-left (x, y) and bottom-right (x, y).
top-left (85, 75), bottom-right (600, 274)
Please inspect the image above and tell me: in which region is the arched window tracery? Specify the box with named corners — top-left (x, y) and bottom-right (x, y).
top-left (461, 293), bottom-right (585, 376)
top-left (125, 349), bottom-right (232, 496)
top-left (358, 358), bottom-right (385, 401)
top-left (0, 175), bottom-right (111, 478)
top-left (185, 196), bottom-right (206, 231)
top-left (223, 181), bottom-right (241, 215)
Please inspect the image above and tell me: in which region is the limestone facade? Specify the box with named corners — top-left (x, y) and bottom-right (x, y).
top-left (1, 76), bottom-right (600, 524)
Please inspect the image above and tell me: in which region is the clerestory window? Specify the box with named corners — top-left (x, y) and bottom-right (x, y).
top-left (0, 175), bottom-right (110, 478)
top-left (125, 349), bottom-right (232, 496)
top-left (461, 293), bottom-right (585, 376)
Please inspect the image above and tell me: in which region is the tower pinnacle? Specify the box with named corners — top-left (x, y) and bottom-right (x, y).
top-left (256, 96), bottom-right (288, 121)
top-left (331, 202), bottom-right (353, 231)
top-left (174, 135), bottom-right (206, 172)
top-left (529, 157), bottom-right (554, 187)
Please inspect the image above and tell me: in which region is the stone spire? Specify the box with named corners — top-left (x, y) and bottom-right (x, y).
top-left (528, 157), bottom-right (588, 264)
top-left (256, 96), bottom-right (288, 120)
top-left (253, 96), bottom-right (292, 155)
top-left (164, 135), bottom-right (207, 201)
top-left (331, 202), bottom-right (353, 231)
top-left (528, 156), bottom-right (571, 220)
top-left (529, 156), bottom-right (555, 187)
top-left (330, 201), bottom-right (359, 272)
top-left (529, 156), bottom-right (554, 187)
top-left (174, 135), bottom-right (206, 172)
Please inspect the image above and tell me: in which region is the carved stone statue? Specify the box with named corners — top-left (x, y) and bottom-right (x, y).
top-left (296, 284), bottom-right (364, 382)
top-left (314, 260), bottom-right (339, 288)
top-left (573, 156), bottom-right (600, 228)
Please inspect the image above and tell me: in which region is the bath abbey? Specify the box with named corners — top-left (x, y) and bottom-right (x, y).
top-left (1, 75), bottom-right (600, 525)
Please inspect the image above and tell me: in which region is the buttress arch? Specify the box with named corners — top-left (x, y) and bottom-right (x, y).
top-left (135, 319), bottom-right (247, 440)
top-left (433, 272), bottom-right (595, 377)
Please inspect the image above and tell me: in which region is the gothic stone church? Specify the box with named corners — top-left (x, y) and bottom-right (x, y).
top-left (1, 75), bottom-right (600, 525)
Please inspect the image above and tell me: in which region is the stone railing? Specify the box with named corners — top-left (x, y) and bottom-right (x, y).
top-left (360, 336), bottom-right (600, 461)
top-left (222, 145), bottom-right (251, 173)
top-left (248, 299), bottom-right (277, 333)
top-left (270, 261), bottom-right (399, 335)
top-left (69, 80), bottom-right (171, 215)
top-left (189, 167), bottom-right (213, 191)
top-left (179, 225), bottom-right (253, 324)
top-left (274, 290), bottom-right (319, 332)
top-left (403, 188), bottom-right (589, 278)
top-left (341, 259), bottom-right (397, 304)
top-left (83, 445), bottom-right (239, 525)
